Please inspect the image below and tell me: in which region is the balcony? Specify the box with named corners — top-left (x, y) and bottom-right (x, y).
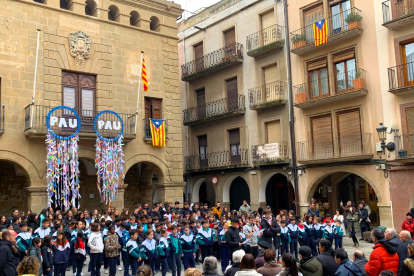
top-left (394, 134), bottom-right (414, 162)
top-left (382, 0), bottom-right (414, 29)
top-left (143, 118), bottom-right (168, 144)
top-left (181, 42), bottom-right (243, 82)
top-left (249, 81), bottom-right (287, 110)
top-left (0, 105), bottom-right (4, 135)
top-left (294, 68), bottom-right (368, 109)
top-left (252, 142), bottom-right (290, 166)
top-left (24, 105), bottom-right (136, 141)
top-left (246, 25), bottom-right (285, 58)
top-left (184, 148), bottom-right (249, 172)
top-left (296, 133), bottom-right (373, 164)
top-left (388, 62), bottom-right (414, 95)
top-left (290, 8), bottom-right (363, 55)
top-left (183, 95), bottom-right (245, 126)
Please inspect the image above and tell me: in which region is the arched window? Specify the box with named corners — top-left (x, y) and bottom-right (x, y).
top-left (108, 5), bottom-right (120, 22)
top-left (85, 0), bottom-right (97, 16)
top-left (60, 0), bottom-right (72, 10)
top-left (130, 11), bottom-right (140, 27)
top-left (150, 16), bottom-right (160, 32)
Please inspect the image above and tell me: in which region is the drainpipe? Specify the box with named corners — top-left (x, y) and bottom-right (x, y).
top-left (183, 28), bottom-right (190, 202)
top-left (282, 0), bottom-right (299, 215)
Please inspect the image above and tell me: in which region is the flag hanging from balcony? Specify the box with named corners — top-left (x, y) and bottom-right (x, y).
top-left (150, 118), bottom-right (165, 147)
top-left (142, 57), bottom-right (148, 92)
top-left (313, 19), bottom-right (328, 46)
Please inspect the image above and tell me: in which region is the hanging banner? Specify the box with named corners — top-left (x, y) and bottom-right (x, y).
top-left (45, 106), bottom-right (81, 211)
top-left (94, 110), bottom-right (125, 205)
top-left (256, 143), bottom-right (280, 158)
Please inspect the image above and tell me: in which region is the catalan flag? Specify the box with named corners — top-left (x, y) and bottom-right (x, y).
top-left (149, 118), bottom-right (165, 147)
top-left (142, 57), bottom-right (148, 92)
top-left (313, 19), bottom-right (328, 46)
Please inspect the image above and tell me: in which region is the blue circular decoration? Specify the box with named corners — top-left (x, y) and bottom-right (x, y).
top-left (93, 110), bottom-right (124, 142)
top-left (46, 106), bottom-right (81, 140)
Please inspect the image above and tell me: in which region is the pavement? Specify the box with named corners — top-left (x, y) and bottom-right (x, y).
top-left (76, 236), bottom-right (374, 276)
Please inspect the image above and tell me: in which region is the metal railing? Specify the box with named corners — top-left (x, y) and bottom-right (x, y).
top-left (181, 42), bottom-right (243, 78)
top-left (246, 24), bottom-right (284, 53)
top-left (290, 8), bottom-right (362, 50)
top-left (249, 81), bottom-right (287, 108)
top-left (297, 133), bottom-right (372, 161)
top-left (183, 95), bottom-right (245, 124)
top-left (293, 68), bottom-right (367, 105)
top-left (185, 148), bottom-right (249, 170)
top-left (143, 118), bottom-right (168, 139)
top-left (24, 104), bottom-right (136, 136)
top-left (388, 62), bottom-right (414, 91)
top-left (395, 134), bottom-right (414, 158)
top-left (382, 0), bottom-right (414, 23)
top-left (252, 142), bottom-right (290, 164)
top-left (0, 105), bottom-right (4, 132)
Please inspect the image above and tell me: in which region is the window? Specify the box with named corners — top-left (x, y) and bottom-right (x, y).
top-left (196, 89), bottom-right (206, 119)
top-left (266, 120), bottom-right (281, 143)
top-left (150, 17), bottom-right (160, 32)
top-left (261, 10), bottom-right (275, 47)
top-left (333, 50), bottom-right (356, 91)
top-left (62, 71), bottom-right (95, 113)
top-left (337, 109), bottom-right (362, 156)
top-left (198, 135), bottom-right (208, 167)
top-left (60, 0), bottom-right (72, 10)
top-left (130, 11), bottom-right (140, 27)
top-left (85, 0), bottom-right (97, 16)
top-left (303, 5), bottom-right (324, 43)
top-left (331, 0), bottom-right (351, 34)
top-left (311, 115), bottom-right (333, 159)
top-left (226, 78), bottom-right (238, 111)
top-left (194, 42), bottom-right (204, 72)
top-left (401, 40), bottom-right (414, 86)
top-left (307, 59), bottom-right (329, 98)
top-left (144, 97), bottom-right (162, 119)
top-left (229, 129), bottom-right (241, 164)
top-left (224, 28), bottom-right (236, 57)
top-left (108, 5), bottom-right (120, 22)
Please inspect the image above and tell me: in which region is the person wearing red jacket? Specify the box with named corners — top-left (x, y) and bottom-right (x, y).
top-left (365, 228), bottom-right (399, 276)
top-left (402, 212), bottom-right (414, 237)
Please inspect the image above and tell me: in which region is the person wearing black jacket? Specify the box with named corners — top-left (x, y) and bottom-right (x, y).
top-left (0, 230), bottom-right (17, 276)
top-left (225, 217), bottom-right (241, 264)
top-left (357, 203), bottom-right (369, 240)
top-left (260, 210), bottom-right (280, 250)
top-left (41, 235), bottom-right (54, 276)
top-left (181, 202), bottom-right (192, 217)
top-left (385, 228), bottom-right (408, 276)
top-left (316, 240), bottom-right (338, 276)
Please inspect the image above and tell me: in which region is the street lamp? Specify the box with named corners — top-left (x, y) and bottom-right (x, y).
top-left (376, 123), bottom-right (396, 153)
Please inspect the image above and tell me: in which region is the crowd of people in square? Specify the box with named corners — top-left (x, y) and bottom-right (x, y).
top-left (1, 199), bottom-right (414, 276)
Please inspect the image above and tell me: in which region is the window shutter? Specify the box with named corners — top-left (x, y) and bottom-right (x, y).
top-left (337, 110), bottom-right (362, 156)
top-left (81, 89), bottom-right (94, 111)
top-left (194, 43), bottom-right (203, 59)
top-left (144, 97), bottom-right (151, 118)
top-left (224, 28), bottom-right (236, 46)
top-left (261, 10), bottom-right (274, 30)
top-left (151, 98), bottom-right (162, 119)
top-left (333, 50), bottom-right (355, 63)
top-left (226, 78), bottom-right (238, 111)
top-left (304, 5), bottom-right (324, 26)
top-left (311, 115), bottom-right (333, 158)
top-left (229, 129), bottom-right (240, 145)
top-left (405, 107), bottom-right (414, 154)
top-left (266, 120), bottom-right (281, 143)
top-left (196, 89), bottom-right (206, 119)
top-left (63, 87), bottom-right (76, 108)
top-left (308, 59), bottom-right (327, 71)
top-left (264, 64), bottom-right (278, 84)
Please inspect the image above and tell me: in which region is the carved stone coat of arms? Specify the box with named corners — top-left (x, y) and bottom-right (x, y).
top-left (69, 31), bottom-right (91, 69)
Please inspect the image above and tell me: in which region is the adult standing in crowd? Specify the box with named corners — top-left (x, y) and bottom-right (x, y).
top-left (399, 230), bottom-right (413, 246)
top-left (402, 213), bottom-right (414, 238)
top-left (307, 203), bottom-right (321, 219)
top-left (365, 228), bottom-right (399, 276)
top-left (385, 228), bottom-right (408, 276)
top-left (257, 249), bottom-right (282, 276)
top-left (225, 250), bottom-right (245, 276)
top-left (277, 253), bottom-right (302, 276)
top-left (348, 207), bottom-right (360, 248)
top-left (297, 246), bottom-right (322, 276)
top-left (0, 230), bottom-right (18, 276)
top-left (239, 201), bottom-right (252, 214)
top-left (340, 201), bottom-right (353, 232)
top-left (357, 202), bottom-right (369, 240)
top-left (260, 210), bottom-right (280, 252)
top-left (334, 248), bottom-right (364, 276)
top-left (353, 250), bottom-right (368, 275)
top-left (212, 202), bottom-right (222, 219)
top-left (401, 242), bottom-right (414, 276)
top-left (234, 254), bottom-right (262, 276)
top-left (226, 217), bottom-right (242, 264)
top-left (202, 256), bottom-right (221, 276)
top-left (316, 240), bottom-right (338, 276)
top-left (361, 200), bottom-right (371, 231)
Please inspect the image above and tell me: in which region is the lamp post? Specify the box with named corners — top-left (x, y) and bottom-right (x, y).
top-left (376, 123), bottom-right (387, 153)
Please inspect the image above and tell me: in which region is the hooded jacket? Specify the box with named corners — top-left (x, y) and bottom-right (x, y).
top-left (40, 243), bottom-right (54, 271)
top-left (365, 240), bottom-right (399, 276)
top-left (316, 250), bottom-right (339, 276)
top-left (353, 257), bottom-right (368, 276)
top-left (29, 246), bottom-right (43, 276)
top-left (389, 236), bottom-right (408, 276)
top-left (0, 239), bottom-right (17, 276)
top-left (335, 260), bottom-right (364, 276)
top-left (234, 269), bottom-right (263, 276)
top-left (297, 257), bottom-right (323, 276)
top-left (402, 219), bottom-right (414, 235)
top-left (401, 256), bottom-right (414, 276)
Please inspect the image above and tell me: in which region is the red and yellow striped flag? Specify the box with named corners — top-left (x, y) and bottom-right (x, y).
top-left (142, 57), bottom-right (148, 92)
top-left (313, 19), bottom-right (328, 46)
top-left (149, 119), bottom-right (165, 147)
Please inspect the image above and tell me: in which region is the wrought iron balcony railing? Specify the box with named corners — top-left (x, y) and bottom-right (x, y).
top-left (294, 68), bottom-right (367, 107)
top-left (246, 24), bottom-right (284, 56)
top-left (388, 62), bottom-right (414, 92)
top-left (297, 133), bottom-right (372, 162)
top-left (290, 8), bottom-right (362, 53)
top-left (382, 0), bottom-right (414, 25)
top-left (24, 104), bottom-right (136, 138)
top-left (394, 133), bottom-right (414, 159)
top-left (181, 42), bottom-right (243, 81)
top-left (252, 142), bottom-right (290, 164)
top-left (249, 81), bottom-right (287, 109)
top-left (143, 118), bottom-right (168, 140)
top-left (185, 148), bottom-right (249, 171)
top-left (183, 95), bottom-right (245, 125)
top-left (0, 105), bottom-right (4, 133)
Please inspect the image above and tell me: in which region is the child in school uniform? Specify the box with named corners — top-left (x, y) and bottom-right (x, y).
top-left (121, 223), bottom-right (131, 276)
top-left (279, 220), bottom-right (290, 254)
top-left (74, 231), bottom-right (86, 276)
top-left (333, 220), bottom-right (344, 249)
top-left (180, 226), bottom-right (197, 270)
top-left (88, 223), bottom-right (104, 276)
top-left (298, 219), bottom-right (307, 246)
top-left (219, 223), bottom-right (230, 274)
top-left (196, 219), bottom-right (215, 263)
top-left (105, 225), bottom-right (121, 276)
top-left (157, 229), bottom-right (170, 276)
top-left (127, 230), bottom-right (142, 276)
top-left (169, 225), bottom-right (182, 276)
top-left (305, 217), bottom-right (317, 256)
top-left (312, 217), bottom-right (324, 254)
top-left (16, 222), bottom-right (32, 262)
top-left (287, 217), bottom-right (299, 259)
top-left (140, 230), bottom-right (158, 275)
top-left (53, 230), bottom-right (70, 276)
top-left (322, 219), bottom-right (334, 245)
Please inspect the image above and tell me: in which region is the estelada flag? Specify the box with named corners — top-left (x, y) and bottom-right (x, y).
top-left (313, 19), bottom-right (328, 46)
top-left (149, 119), bottom-right (165, 147)
top-left (142, 57), bottom-right (148, 92)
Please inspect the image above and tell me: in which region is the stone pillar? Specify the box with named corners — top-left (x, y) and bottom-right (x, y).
top-left (141, 185), bottom-right (154, 206)
top-left (156, 182), bottom-right (185, 204)
top-left (299, 202), bottom-right (310, 217)
top-left (222, 202), bottom-right (230, 212)
top-left (96, 8), bottom-right (109, 20)
top-left (26, 186), bottom-right (48, 213)
top-left (114, 184), bottom-right (128, 210)
top-left (119, 13), bottom-right (130, 25)
top-left (378, 202), bottom-right (393, 228)
top-left (70, 0), bottom-right (86, 14)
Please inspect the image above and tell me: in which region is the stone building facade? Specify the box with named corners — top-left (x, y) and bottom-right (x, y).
top-left (0, 0), bottom-right (184, 215)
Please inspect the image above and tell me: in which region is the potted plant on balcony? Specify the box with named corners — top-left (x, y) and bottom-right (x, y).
top-left (295, 85), bottom-right (307, 103)
top-left (292, 34), bottom-right (307, 49)
top-left (398, 149), bottom-right (408, 158)
top-left (352, 70), bottom-right (364, 90)
top-left (345, 12), bottom-right (363, 29)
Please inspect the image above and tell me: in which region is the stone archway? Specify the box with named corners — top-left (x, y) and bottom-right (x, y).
top-left (192, 178), bottom-right (206, 203)
top-left (229, 176), bottom-right (250, 211)
top-left (262, 173), bottom-right (294, 214)
top-left (259, 172), bottom-right (292, 202)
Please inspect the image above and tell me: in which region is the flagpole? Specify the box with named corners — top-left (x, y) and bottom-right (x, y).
top-left (134, 51), bottom-right (144, 135)
top-left (30, 29), bottom-right (41, 129)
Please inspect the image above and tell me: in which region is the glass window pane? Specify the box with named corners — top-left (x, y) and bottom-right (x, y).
top-left (311, 71), bottom-right (320, 97)
top-left (347, 59), bottom-right (356, 88)
top-left (405, 43), bottom-right (414, 82)
top-left (342, 0), bottom-right (351, 31)
top-left (81, 89), bottom-right (94, 116)
top-left (336, 62), bottom-right (346, 91)
top-left (331, 4), bottom-right (341, 34)
top-left (63, 87), bottom-right (76, 108)
top-left (320, 68), bottom-right (329, 95)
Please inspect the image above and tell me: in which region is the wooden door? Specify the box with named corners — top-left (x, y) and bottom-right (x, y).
top-left (303, 5), bottom-right (324, 44)
top-left (266, 120), bottom-right (281, 143)
top-left (194, 42), bottom-right (204, 72)
top-left (151, 98), bottom-right (162, 119)
top-left (406, 107), bottom-right (414, 155)
top-left (78, 74), bottom-right (95, 132)
top-left (402, 41), bottom-right (414, 86)
top-left (261, 10), bottom-right (275, 47)
top-left (311, 115), bottom-right (333, 159)
top-left (226, 78), bottom-right (238, 111)
top-left (229, 128), bottom-right (241, 164)
top-left (337, 109), bottom-right (362, 156)
top-left (224, 28), bottom-right (236, 58)
top-left (196, 89), bottom-right (206, 119)
top-left (394, 0), bottom-right (414, 19)
top-left (198, 135), bottom-right (208, 167)
top-left (264, 64), bottom-right (278, 101)
top-left (144, 97), bottom-right (151, 118)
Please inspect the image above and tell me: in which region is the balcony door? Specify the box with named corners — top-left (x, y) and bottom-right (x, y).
top-left (224, 28), bottom-right (236, 58)
top-left (194, 42), bottom-right (204, 72)
top-left (196, 88), bottom-right (206, 119)
top-left (260, 9), bottom-right (275, 47)
top-left (405, 107), bottom-right (414, 156)
top-left (264, 64), bottom-right (278, 102)
top-left (331, 0), bottom-right (351, 34)
top-left (198, 135), bottom-right (208, 168)
top-left (266, 120), bottom-right (281, 144)
top-left (308, 59), bottom-right (329, 99)
top-left (144, 97), bottom-right (162, 138)
top-left (393, 0), bottom-right (414, 19)
top-left (229, 128), bottom-right (241, 164)
top-left (311, 115), bottom-right (333, 159)
top-left (337, 109), bottom-right (362, 156)
top-left (402, 41), bottom-right (414, 86)
top-left (333, 50), bottom-right (356, 92)
top-left (303, 4), bottom-right (324, 44)
top-left (226, 78), bottom-right (239, 111)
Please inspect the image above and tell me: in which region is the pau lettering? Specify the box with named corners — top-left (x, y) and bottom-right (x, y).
top-left (97, 121), bottom-right (121, 130)
top-left (49, 116), bottom-right (78, 128)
